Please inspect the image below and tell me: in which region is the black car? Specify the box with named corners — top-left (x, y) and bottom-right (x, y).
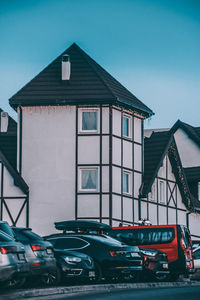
top-left (45, 220), bottom-right (143, 282)
top-left (53, 248), bottom-right (95, 282)
top-left (0, 230), bottom-right (29, 288)
top-left (108, 227), bottom-right (169, 281)
top-left (0, 222), bottom-right (58, 286)
top-left (139, 248), bottom-right (169, 281)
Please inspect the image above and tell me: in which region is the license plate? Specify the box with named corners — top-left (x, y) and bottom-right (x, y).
top-left (163, 263), bottom-right (168, 269)
top-left (89, 271), bottom-right (95, 277)
top-left (46, 248), bottom-right (53, 255)
top-left (18, 253), bottom-right (25, 260)
top-left (130, 252), bottom-right (140, 257)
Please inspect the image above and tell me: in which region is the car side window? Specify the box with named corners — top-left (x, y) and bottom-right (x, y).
top-left (194, 249), bottom-right (200, 259)
top-left (54, 237), bottom-right (88, 250)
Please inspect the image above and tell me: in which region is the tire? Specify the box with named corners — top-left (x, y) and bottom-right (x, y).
top-left (40, 266), bottom-right (61, 286)
top-left (4, 277), bottom-right (26, 288)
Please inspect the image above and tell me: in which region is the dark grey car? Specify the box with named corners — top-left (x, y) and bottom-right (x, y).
top-left (0, 222), bottom-right (58, 286)
top-left (0, 230), bottom-right (29, 287)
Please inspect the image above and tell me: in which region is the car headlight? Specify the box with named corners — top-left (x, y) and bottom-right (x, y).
top-left (64, 256), bottom-right (82, 264)
top-left (141, 250), bottom-right (157, 257)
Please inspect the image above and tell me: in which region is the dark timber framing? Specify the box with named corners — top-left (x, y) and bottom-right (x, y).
top-left (76, 104), bottom-right (144, 226)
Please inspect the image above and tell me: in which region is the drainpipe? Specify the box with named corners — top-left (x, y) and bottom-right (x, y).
top-left (186, 212), bottom-right (191, 229)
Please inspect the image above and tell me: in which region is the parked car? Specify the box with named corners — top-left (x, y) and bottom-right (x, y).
top-left (0, 221), bottom-right (58, 286)
top-left (192, 240), bottom-right (200, 250)
top-left (111, 224), bottom-right (194, 280)
top-left (190, 246), bottom-right (200, 280)
top-left (44, 220), bottom-right (144, 282)
top-left (50, 248), bottom-right (95, 282)
top-left (0, 229), bottom-right (29, 288)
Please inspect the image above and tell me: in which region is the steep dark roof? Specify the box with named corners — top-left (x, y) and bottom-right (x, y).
top-left (9, 43), bottom-right (153, 117)
top-left (184, 167), bottom-right (200, 182)
top-left (142, 131), bottom-right (172, 195)
top-left (142, 130), bottom-right (200, 212)
top-left (170, 120), bottom-right (200, 147)
top-left (0, 109), bottom-right (17, 168)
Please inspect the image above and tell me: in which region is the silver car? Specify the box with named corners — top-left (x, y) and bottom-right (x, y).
top-left (0, 230), bottom-right (29, 287)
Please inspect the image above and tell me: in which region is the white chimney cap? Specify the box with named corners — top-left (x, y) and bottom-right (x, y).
top-left (62, 54), bottom-right (71, 80)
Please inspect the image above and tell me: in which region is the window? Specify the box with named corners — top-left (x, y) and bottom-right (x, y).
top-left (81, 110), bottom-right (98, 131)
top-left (123, 115), bottom-right (131, 138)
top-left (111, 228), bottom-right (175, 246)
top-left (198, 182), bottom-right (200, 201)
top-left (80, 168), bottom-right (98, 191)
top-left (123, 171), bottom-right (130, 194)
top-left (52, 237), bottom-right (89, 250)
top-left (159, 181), bottom-right (165, 203)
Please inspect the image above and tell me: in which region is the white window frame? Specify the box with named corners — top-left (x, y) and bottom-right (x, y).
top-left (123, 114), bottom-right (131, 138)
top-left (79, 167), bottom-right (98, 192)
top-left (149, 182), bottom-right (156, 201)
top-left (159, 180), bottom-right (165, 203)
top-left (123, 171), bottom-right (131, 195)
top-left (79, 108), bottom-right (99, 133)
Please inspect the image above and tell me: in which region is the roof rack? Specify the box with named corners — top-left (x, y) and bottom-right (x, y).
top-left (54, 220), bottom-right (112, 233)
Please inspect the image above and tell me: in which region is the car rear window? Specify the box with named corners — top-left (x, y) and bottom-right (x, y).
top-left (13, 230), bottom-right (43, 242)
top-left (0, 231), bottom-right (14, 242)
top-left (111, 228), bottom-right (175, 246)
top-left (48, 237), bottom-right (89, 250)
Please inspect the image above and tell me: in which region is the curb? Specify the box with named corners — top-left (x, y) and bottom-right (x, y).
top-left (1, 281), bottom-right (200, 299)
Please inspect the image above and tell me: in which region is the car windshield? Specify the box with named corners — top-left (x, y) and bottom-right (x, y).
top-left (13, 229), bottom-right (43, 242)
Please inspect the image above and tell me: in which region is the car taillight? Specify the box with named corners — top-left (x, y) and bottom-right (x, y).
top-left (31, 245), bottom-right (45, 251)
top-left (110, 250), bottom-right (124, 257)
top-left (180, 237), bottom-right (186, 251)
top-left (0, 246), bottom-right (18, 254)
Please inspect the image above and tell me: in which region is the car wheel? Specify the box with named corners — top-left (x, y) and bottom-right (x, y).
top-left (40, 266), bottom-right (61, 286)
top-left (5, 277), bottom-right (26, 288)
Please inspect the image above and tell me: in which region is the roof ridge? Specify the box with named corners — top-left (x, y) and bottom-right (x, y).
top-left (73, 44), bottom-right (116, 99)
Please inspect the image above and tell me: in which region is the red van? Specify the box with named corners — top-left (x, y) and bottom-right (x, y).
top-left (111, 224), bottom-right (194, 279)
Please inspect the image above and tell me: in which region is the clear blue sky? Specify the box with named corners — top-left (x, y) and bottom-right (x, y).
top-left (0, 0), bottom-right (199, 128)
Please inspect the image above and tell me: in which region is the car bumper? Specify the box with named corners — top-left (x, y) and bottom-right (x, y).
top-left (61, 266), bottom-right (96, 279)
top-left (0, 265), bottom-right (17, 282)
top-left (30, 259), bottom-right (57, 276)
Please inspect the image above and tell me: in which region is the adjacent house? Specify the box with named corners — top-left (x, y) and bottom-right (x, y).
top-left (0, 109), bottom-right (29, 227)
top-left (9, 43), bottom-right (153, 235)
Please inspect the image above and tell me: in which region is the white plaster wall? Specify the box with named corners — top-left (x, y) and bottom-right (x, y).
top-left (112, 194), bottom-right (121, 219)
top-left (189, 213), bottom-right (200, 237)
top-left (102, 166), bottom-right (109, 193)
top-left (176, 188), bottom-right (187, 210)
top-left (112, 166), bottom-right (121, 194)
top-left (134, 172), bottom-right (141, 198)
top-left (2, 166), bottom-right (26, 197)
top-left (174, 129), bottom-right (200, 167)
top-left (148, 203), bottom-right (157, 225)
top-left (78, 194), bottom-right (99, 218)
top-left (102, 195), bottom-right (109, 218)
top-left (102, 136), bottom-right (109, 164)
top-left (134, 200), bottom-right (139, 222)
top-left (123, 197), bottom-right (133, 222)
top-left (134, 117), bottom-right (142, 144)
top-left (21, 106), bottom-right (75, 235)
top-left (177, 210), bottom-right (187, 226)
top-left (102, 107), bottom-right (109, 134)
top-left (158, 206), bottom-right (167, 224)
top-left (112, 137), bottom-right (121, 165)
top-left (78, 136), bottom-right (100, 164)
top-left (158, 157), bottom-right (166, 178)
top-left (134, 144), bottom-right (142, 171)
top-left (112, 108), bottom-right (121, 136)
top-left (141, 201), bottom-right (147, 220)
top-left (168, 207), bottom-right (176, 224)
top-left (123, 140), bottom-right (132, 169)
top-left (166, 156), bottom-right (176, 182)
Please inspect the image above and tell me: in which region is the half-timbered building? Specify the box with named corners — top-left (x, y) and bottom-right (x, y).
top-left (9, 43), bottom-right (153, 235)
top-left (142, 124), bottom-right (200, 240)
top-left (0, 109), bottom-right (29, 227)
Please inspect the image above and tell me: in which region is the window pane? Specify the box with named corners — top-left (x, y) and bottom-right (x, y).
top-left (81, 169), bottom-right (97, 190)
top-left (82, 111), bottom-right (97, 130)
top-left (123, 172), bottom-right (129, 193)
top-left (123, 117), bottom-right (129, 137)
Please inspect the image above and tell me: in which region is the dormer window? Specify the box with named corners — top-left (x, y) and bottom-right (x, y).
top-left (80, 109), bottom-right (98, 132)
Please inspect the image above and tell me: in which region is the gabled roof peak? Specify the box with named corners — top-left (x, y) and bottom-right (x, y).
top-left (9, 43), bottom-right (153, 117)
